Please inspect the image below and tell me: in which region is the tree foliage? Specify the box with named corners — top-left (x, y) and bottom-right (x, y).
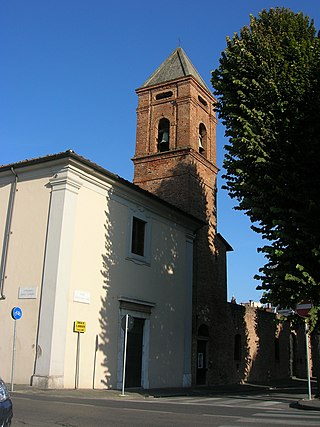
top-left (211, 7), bottom-right (320, 326)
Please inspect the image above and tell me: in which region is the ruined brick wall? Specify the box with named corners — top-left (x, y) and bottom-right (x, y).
top-left (292, 324), bottom-right (312, 378)
top-left (228, 304), bottom-right (291, 383)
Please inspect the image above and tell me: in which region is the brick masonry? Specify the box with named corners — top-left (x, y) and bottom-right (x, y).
top-left (132, 60), bottom-right (306, 385)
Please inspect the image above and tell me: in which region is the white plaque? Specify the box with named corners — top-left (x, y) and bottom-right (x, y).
top-left (19, 287), bottom-right (38, 299)
top-left (74, 290), bottom-right (90, 304)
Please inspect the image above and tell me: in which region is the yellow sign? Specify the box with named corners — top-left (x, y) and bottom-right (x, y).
top-left (74, 321), bottom-right (86, 333)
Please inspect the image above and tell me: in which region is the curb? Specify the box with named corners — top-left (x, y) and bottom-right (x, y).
top-left (296, 399), bottom-right (320, 411)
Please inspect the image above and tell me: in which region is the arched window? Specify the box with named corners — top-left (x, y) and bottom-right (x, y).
top-left (234, 334), bottom-right (242, 361)
top-left (198, 123), bottom-right (207, 155)
top-left (198, 324), bottom-right (209, 337)
top-left (158, 118), bottom-right (170, 152)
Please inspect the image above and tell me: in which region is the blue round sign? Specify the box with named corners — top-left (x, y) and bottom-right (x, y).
top-left (11, 306), bottom-right (22, 320)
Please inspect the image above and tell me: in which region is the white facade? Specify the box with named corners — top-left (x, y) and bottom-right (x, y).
top-left (0, 152), bottom-right (199, 389)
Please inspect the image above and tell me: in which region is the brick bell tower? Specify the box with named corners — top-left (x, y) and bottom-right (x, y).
top-left (133, 48), bottom-right (233, 385)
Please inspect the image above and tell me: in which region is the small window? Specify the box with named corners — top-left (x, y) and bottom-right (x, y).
top-left (158, 118), bottom-right (170, 152)
top-left (131, 217), bottom-right (146, 256)
top-left (198, 95), bottom-right (208, 107)
top-left (156, 91), bottom-right (173, 100)
top-left (127, 211), bottom-right (151, 265)
top-left (234, 334), bottom-right (241, 361)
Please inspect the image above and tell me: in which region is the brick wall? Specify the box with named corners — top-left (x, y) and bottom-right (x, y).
top-left (228, 304), bottom-right (291, 383)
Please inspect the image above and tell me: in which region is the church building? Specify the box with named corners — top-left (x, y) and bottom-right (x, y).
top-left (0, 48), bottom-right (294, 390)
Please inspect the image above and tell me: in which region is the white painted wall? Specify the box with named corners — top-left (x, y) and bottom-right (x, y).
top-left (0, 170), bottom-right (51, 384)
top-left (0, 157), bottom-right (196, 389)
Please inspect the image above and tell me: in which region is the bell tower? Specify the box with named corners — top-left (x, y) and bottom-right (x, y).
top-left (133, 47), bottom-right (218, 224)
top-left (133, 48), bottom-right (232, 385)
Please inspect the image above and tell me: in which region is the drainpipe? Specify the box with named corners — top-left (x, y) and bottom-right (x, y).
top-left (0, 167), bottom-right (18, 299)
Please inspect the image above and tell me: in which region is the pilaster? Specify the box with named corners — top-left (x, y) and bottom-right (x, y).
top-left (32, 167), bottom-right (82, 388)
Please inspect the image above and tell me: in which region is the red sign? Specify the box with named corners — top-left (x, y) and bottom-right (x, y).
top-left (296, 301), bottom-right (312, 318)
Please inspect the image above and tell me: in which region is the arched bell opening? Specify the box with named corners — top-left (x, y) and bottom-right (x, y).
top-left (158, 118), bottom-right (170, 152)
top-left (198, 123), bottom-right (207, 155)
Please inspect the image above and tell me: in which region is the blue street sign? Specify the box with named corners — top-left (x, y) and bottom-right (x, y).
top-left (11, 306), bottom-right (22, 320)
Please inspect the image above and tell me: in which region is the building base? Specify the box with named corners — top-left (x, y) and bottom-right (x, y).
top-left (31, 375), bottom-right (64, 389)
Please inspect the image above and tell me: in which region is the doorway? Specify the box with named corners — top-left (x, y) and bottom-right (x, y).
top-left (196, 324), bottom-right (209, 385)
top-left (125, 317), bottom-right (145, 388)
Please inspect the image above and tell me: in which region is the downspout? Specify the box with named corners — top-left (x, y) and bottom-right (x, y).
top-left (0, 167), bottom-right (18, 299)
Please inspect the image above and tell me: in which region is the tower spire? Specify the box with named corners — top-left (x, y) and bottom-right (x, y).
top-left (141, 47), bottom-right (210, 92)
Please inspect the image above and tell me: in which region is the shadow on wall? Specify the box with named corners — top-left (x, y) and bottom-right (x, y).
top-left (98, 185), bottom-right (188, 389)
top-left (230, 305), bottom-right (291, 384)
top-left (144, 156), bottom-right (236, 385)
top-left (291, 321), bottom-right (312, 379)
top-left (99, 217), bottom-right (112, 387)
top-left (143, 152), bottom-right (293, 385)
top-left (229, 303), bottom-right (251, 383)
top-left (99, 193), bottom-right (119, 389)
top-left (250, 308), bottom-right (290, 382)
top-left (149, 226), bottom-right (185, 388)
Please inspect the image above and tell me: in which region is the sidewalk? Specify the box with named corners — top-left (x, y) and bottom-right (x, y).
top-left (9, 377), bottom-right (320, 410)
top-left (296, 397), bottom-right (320, 411)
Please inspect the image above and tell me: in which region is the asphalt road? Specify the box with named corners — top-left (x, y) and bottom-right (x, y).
top-left (10, 389), bottom-right (320, 427)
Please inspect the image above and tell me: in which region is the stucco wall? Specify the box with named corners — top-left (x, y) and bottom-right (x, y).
top-left (62, 171), bottom-right (193, 389)
top-left (0, 171), bottom-right (51, 384)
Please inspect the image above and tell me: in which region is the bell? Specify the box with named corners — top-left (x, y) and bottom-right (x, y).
top-left (199, 135), bottom-right (205, 153)
top-left (161, 131), bottom-right (169, 144)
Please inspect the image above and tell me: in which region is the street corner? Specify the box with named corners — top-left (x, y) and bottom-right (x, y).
top-left (296, 398), bottom-right (320, 411)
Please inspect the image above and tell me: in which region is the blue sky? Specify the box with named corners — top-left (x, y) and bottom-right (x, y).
top-left (1, 0), bottom-right (319, 303)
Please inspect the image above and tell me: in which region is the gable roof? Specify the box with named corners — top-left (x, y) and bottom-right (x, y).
top-left (141, 47), bottom-right (210, 92)
top-left (0, 150), bottom-right (205, 231)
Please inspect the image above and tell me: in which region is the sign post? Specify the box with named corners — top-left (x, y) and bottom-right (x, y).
top-left (11, 307), bottom-right (23, 392)
top-left (73, 321), bottom-right (86, 389)
top-left (121, 314), bottom-right (134, 396)
top-left (296, 301), bottom-right (313, 400)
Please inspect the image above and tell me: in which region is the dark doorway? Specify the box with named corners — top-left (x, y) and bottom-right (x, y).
top-left (197, 324), bottom-right (209, 385)
top-left (125, 317), bottom-right (144, 388)
top-left (196, 339), bottom-right (207, 385)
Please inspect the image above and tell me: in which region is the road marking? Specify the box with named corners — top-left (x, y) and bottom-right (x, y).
top-left (122, 407), bottom-right (173, 414)
top-left (146, 396), bottom-right (289, 410)
top-left (202, 414), bottom-right (241, 419)
top-left (218, 398), bottom-right (252, 406)
top-left (160, 396), bottom-right (222, 404)
top-left (255, 411), bottom-right (320, 418)
top-left (237, 417), bottom-right (320, 425)
top-left (249, 400), bottom-right (283, 407)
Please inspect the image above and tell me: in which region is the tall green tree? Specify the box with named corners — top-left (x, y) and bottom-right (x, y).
top-left (211, 7), bottom-right (320, 325)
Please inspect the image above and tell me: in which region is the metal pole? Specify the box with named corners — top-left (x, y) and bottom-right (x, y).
top-left (75, 332), bottom-right (80, 389)
top-left (121, 314), bottom-right (129, 396)
top-left (10, 320), bottom-right (17, 392)
top-left (92, 334), bottom-right (98, 389)
top-left (305, 320), bottom-right (312, 400)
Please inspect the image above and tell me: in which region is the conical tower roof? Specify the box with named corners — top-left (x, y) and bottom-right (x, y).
top-left (141, 47), bottom-right (210, 92)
